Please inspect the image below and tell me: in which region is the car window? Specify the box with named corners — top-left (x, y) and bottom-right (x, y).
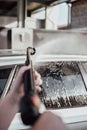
top-left (0, 68), bottom-right (12, 97)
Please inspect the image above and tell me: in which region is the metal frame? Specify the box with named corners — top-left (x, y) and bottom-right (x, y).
top-left (1, 65), bottom-right (17, 99)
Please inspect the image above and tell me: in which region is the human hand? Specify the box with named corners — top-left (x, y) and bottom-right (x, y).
top-left (32, 112), bottom-right (70, 130)
top-left (0, 65), bottom-right (42, 130)
top-left (11, 65), bottom-right (42, 103)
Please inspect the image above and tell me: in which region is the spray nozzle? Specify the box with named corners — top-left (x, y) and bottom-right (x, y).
top-left (26, 47), bottom-right (36, 65)
top-left (27, 47), bottom-right (36, 55)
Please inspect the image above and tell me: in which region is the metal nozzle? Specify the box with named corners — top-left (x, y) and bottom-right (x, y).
top-left (26, 47), bottom-right (36, 65)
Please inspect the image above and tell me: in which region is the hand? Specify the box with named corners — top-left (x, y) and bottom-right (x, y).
top-left (0, 65), bottom-right (43, 130)
top-left (11, 65), bottom-right (42, 103)
top-left (32, 112), bottom-right (70, 130)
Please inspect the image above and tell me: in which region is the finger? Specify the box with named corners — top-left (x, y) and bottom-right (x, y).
top-left (31, 95), bottom-right (41, 108)
top-left (35, 78), bottom-right (43, 86)
top-left (35, 86), bottom-right (41, 92)
top-left (18, 65), bottom-right (31, 76)
top-left (13, 65), bottom-right (31, 89)
top-left (34, 70), bottom-right (41, 80)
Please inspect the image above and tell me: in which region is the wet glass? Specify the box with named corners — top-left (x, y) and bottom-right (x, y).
top-left (35, 62), bottom-right (87, 109)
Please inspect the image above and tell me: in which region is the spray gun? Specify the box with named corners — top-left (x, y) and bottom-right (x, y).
top-left (20, 47), bottom-right (45, 126)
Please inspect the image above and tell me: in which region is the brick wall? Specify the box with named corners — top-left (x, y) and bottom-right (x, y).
top-left (71, 0), bottom-right (87, 29)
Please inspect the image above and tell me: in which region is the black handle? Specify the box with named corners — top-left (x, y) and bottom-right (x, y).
top-left (20, 47), bottom-right (41, 125)
top-left (23, 69), bottom-right (35, 95)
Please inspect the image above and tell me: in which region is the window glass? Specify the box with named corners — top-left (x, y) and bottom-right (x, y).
top-left (0, 68), bottom-right (12, 97)
top-left (35, 62), bottom-right (87, 109)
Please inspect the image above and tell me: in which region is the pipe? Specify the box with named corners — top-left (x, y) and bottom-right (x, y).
top-left (17, 0), bottom-right (27, 27)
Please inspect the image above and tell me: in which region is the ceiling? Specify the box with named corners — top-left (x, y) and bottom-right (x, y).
top-left (0, 0), bottom-right (77, 16)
